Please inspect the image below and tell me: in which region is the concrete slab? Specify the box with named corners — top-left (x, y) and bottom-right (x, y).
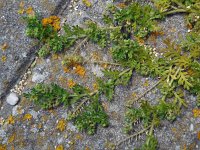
top-left (0, 0), bottom-right (69, 103)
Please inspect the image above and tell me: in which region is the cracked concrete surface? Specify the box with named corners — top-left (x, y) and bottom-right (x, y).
top-left (0, 0), bottom-right (200, 150)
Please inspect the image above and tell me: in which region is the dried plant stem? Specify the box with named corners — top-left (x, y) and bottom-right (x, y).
top-left (116, 125), bottom-right (151, 148)
top-left (72, 37), bottom-right (88, 54)
top-left (128, 80), bottom-right (161, 106)
top-left (90, 60), bottom-right (122, 66)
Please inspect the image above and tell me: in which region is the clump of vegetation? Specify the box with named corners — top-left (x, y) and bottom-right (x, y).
top-left (23, 0), bottom-right (200, 149)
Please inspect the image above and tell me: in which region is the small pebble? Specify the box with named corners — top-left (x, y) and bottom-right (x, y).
top-left (175, 145), bottom-right (180, 150)
top-left (190, 124), bottom-right (194, 131)
top-left (6, 93), bottom-right (19, 106)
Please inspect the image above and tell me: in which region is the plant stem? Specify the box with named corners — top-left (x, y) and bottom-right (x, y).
top-left (163, 9), bottom-right (189, 15)
top-left (90, 60), bottom-right (122, 66)
top-left (72, 37), bottom-right (88, 54)
top-left (69, 90), bottom-right (99, 117)
top-left (116, 125), bottom-right (151, 147)
top-left (127, 80), bottom-right (162, 106)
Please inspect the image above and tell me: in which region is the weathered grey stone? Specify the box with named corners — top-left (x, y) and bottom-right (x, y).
top-left (0, 0), bottom-right (65, 102)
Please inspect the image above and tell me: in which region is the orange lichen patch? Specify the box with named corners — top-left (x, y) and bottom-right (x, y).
top-left (7, 115), bottom-right (15, 125)
top-left (187, 23), bottom-right (193, 30)
top-left (55, 145), bottom-right (64, 150)
top-left (1, 55), bottom-right (7, 62)
top-left (183, 144), bottom-right (187, 150)
top-left (116, 2), bottom-right (127, 8)
top-left (23, 113), bottom-right (32, 121)
top-left (1, 43), bottom-right (9, 51)
top-left (85, 146), bottom-right (91, 150)
top-left (26, 6), bottom-right (35, 16)
top-left (56, 119), bottom-right (66, 132)
top-left (197, 131), bottom-right (200, 140)
top-left (42, 18), bottom-right (53, 26)
top-left (67, 79), bottom-right (76, 88)
top-left (63, 66), bottom-right (70, 73)
top-left (8, 133), bottom-right (16, 143)
top-left (101, 63), bottom-right (108, 69)
top-left (74, 65), bottom-right (86, 77)
top-left (42, 16), bottom-right (61, 31)
top-left (193, 109), bottom-right (200, 118)
top-left (135, 37), bottom-right (145, 45)
top-left (82, 0), bottom-right (92, 7)
top-left (148, 31), bottom-right (164, 46)
top-left (0, 144), bottom-right (6, 150)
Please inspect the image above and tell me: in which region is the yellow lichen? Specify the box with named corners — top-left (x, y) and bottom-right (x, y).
top-left (143, 80), bottom-right (149, 87)
top-left (67, 79), bottom-right (76, 88)
top-left (18, 8), bottom-right (25, 14)
top-left (52, 54), bottom-right (59, 60)
top-left (19, 1), bottom-right (25, 8)
top-left (132, 92), bottom-right (137, 98)
top-left (8, 133), bottom-right (16, 143)
top-left (82, 0), bottom-right (92, 7)
top-left (18, 1), bottom-right (25, 14)
top-left (56, 119), bottom-right (66, 132)
top-left (23, 113), bottom-right (32, 121)
top-left (93, 83), bottom-right (98, 90)
top-left (26, 6), bottom-right (35, 16)
top-left (74, 65), bottom-right (86, 77)
top-left (193, 109), bottom-right (200, 118)
top-left (55, 145), bottom-right (64, 150)
top-left (7, 115), bottom-right (15, 125)
top-left (63, 66), bottom-right (70, 73)
top-left (1, 55), bottom-right (7, 63)
top-left (101, 63), bottom-right (108, 69)
top-left (74, 133), bottom-right (83, 141)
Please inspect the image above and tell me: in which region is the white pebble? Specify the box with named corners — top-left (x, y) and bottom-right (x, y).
top-left (6, 93), bottom-right (19, 106)
top-left (175, 145), bottom-right (180, 150)
top-left (190, 124), bottom-right (194, 131)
